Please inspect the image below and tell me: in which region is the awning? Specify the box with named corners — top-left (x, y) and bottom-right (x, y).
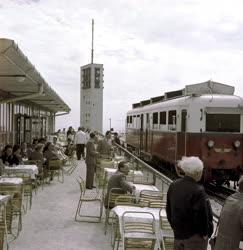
top-left (0, 38), bottom-right (71, 113)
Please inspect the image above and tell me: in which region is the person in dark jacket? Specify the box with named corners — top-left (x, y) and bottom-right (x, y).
top-left (12, 144), bottom-right (23, 165)
top-left (1, 145), bottom-right (13, 165)
top-left (104, 161), bottom-right (134, 208)
top-left (214, 175), bottom-right (243, 250)
top-left (166, 156), bottom-right (213, 250)
top-left (85, 132), bottom-right (99, 189)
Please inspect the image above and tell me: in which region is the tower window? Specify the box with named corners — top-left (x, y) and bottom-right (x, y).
top-left (82, 68), bottom-right (91, 89)
top-left (95, 67), bottom-right (101, 88)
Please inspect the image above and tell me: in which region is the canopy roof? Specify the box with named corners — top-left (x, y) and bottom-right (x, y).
top-left (0, 38), bottom-right (70, 113)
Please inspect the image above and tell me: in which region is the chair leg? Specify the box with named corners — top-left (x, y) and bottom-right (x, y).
top-left (104, 209), bottom-right (110, 235)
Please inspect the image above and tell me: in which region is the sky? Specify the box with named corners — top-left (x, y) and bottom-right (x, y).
top-left (1, 0), bottom-right (243, 133)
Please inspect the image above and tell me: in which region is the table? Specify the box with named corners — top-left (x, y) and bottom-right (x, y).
top-left (131, 183), bottom-right (159, 198)
top-left (0, 177), bottom-right (23, 185)
top-left (104, 168), bottom-right (144, 182)
top-left (4, 165), bottom-right (38, 179)
top-left (112, 205), bottom-right (166, 240)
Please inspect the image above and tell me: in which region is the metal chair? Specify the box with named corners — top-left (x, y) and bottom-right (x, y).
top-left (0, 199), bottom-right (9, 250)
top-left (121, 211), bottom-right (160, 250)
top-left (48, 159), bottom-right (64, 183)
top-left (140, 190), bottom-right (164, 201)
top-left (0, 182), bottom-right (23, 237)
top-left (160, 211), bottom-right (174, 250)
top-left (104, 188), bottom-right (124, 235)
top-left (74, 176), bottom-right (102, 223)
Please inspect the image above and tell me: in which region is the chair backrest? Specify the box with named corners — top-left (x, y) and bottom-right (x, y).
top-left (149, 199), bottom-right (166, 208)
top-left (107, 188), bottom-right (124, 208)
top-left (48, 159), bottom-right (62, 170)
top-left (122, 211), bottom-right (157, 249)
top-left (140, 190), bottom-right (163, 200)
top-left (114, 195), bottom-right (136, 206)
top-left (137, 197), bottom-right (150, 207)
top-left (76, 176), bottom-right (85, 195)
top-left (160, 215), bottom-right (173, 231)
top-left (122, 211), bottom-right (156, 234)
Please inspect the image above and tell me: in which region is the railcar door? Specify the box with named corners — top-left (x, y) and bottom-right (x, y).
top-left (139, 114), bottom-right (144, 150)
top-left (179, 109), bottom-right (187, 156)
top-left (145, 113), bottom-right (149, 152)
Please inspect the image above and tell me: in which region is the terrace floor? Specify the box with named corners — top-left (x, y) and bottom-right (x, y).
top-left (10, 160), bottom-right (112, 250)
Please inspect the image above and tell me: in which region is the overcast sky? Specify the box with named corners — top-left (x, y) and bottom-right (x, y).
top-left (1, 0), bottom-right (243, 133)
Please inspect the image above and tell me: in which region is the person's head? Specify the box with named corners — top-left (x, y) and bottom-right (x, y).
top-left (13, 145), bottom-right (21, 155)
top-left (38, 138), bottom-right (46, 145)
top-left (35, 144), bottom-right (44, 153)
top-left (178, 156), bottom-right (204, 182)
top-left (4, 145), bottom-right (12, 156)
top-left (32, 138), bottom-right (38, 145)
top-left (78, 127), bottom-right (81, 131)
top-left (238, 176), bottom-right (243, 192)
top-left (118, 161), bottom-right (130, 175)
top-left (105, 131), bottom-right (111, 139)
top-left (90, 132), bottom-right (96, 139)
top-left (53, 137), bottom-right (57, 144)
top-left (114, 132), bottom-right (118, 137)
top-left (21, 142), bottom-right (27, 150)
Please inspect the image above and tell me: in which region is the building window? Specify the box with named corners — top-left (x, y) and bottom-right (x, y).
top-left (95, 67), bottom-right (101, 88)
top-left (82, 68), bottom-right (91, 88)
top-left (159, 111), bottom-right (166, 125)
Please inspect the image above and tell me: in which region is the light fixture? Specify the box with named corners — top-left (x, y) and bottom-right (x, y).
top-left (207, 140), bottom-right (215, 148)
top-left (233, 140), bottom-right (241, 148)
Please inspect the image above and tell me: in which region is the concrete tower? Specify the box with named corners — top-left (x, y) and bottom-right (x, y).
top-left (80, 20), bottom-right (104, 133)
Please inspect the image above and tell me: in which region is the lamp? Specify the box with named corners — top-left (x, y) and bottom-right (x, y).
top-left (0, 74), bottom-right (26, 82)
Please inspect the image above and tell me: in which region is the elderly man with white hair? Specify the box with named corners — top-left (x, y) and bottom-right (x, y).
top-left (166, 156), bottom-right (213, 250)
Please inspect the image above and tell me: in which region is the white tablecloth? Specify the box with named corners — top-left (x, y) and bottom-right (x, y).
top-left (104, 168), bottom-right (144, 182)
top-left (0, 195), bottom-right (10, 205)
top-left (4, 165), bottom-right (38, 179)
top-left (112, 205), bottom-right (166, 239)
top-left (0, 177), bottom-right (23, 185)
top-left (131, 183), bottom-right (159, 198)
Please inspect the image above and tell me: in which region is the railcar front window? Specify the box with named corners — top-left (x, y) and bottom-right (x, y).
top-left (206, 114), bottom-right (240, 132)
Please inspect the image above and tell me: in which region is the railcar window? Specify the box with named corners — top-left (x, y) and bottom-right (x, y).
top-left (168, 110), bottom-right (177, 125)
top-left (129, 116), bottom-right (132, 124)
top-left (153, 112), bottom-right (158, 124)
top-left (159, 111), bottom-right (166, 125)
top-left (206, 114), bottom-right (240, 132)
top-left (126, 116), bottom-right (129, 124)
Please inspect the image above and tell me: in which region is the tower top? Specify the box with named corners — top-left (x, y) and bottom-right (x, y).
top-left (91, 19), bottom-right (94, 64)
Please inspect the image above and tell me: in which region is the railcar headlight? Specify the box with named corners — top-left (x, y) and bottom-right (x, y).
top-left (207, 140), bottom-right (215, 148)
top-left (234, 140), bottom-right (241, 148)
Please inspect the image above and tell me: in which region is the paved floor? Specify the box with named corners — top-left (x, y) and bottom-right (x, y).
top-left (10, 160), bottom-right (112, 250)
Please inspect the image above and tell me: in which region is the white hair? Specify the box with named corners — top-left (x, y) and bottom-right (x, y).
top-left (179, 156), bottom-right (204, 177)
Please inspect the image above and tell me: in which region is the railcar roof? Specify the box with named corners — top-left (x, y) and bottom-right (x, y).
top-left (127, 94), bottom-right (243, 115)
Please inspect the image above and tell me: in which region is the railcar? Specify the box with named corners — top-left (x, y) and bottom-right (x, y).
top-left (126, 81), bottom-right (243, 185)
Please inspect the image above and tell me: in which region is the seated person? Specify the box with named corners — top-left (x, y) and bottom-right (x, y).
top-left (20, 142), bottom-right (28, 159)
top-left (43, 142), bottom-right (59, 163)
top-left (64, 138), bottom-right (74, 157)
top-left (12, 144), bottom-right (23, 165)
top-left (30, 143), bottom-right (44, 163)
top-left (104, 161), bottom-right (134, 208)
top-left (1, 145), bottom-right (13, 165)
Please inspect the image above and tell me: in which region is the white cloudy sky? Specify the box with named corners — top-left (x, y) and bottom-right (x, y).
top-left (1, 0), bottom-right (243, 133)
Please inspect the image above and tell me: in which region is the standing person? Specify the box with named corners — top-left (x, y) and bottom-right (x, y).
top-left (97, 130), bottom-right (112, 158)
top-left (112, 132), bottom-right (120, 145)
top-left (85, 132), bottom-right (99, 189)
top-left (214, 175), bottom-right (243, 250)
top-left (74, 127), bottom-right (86, 160)
top-left (166, 156), bottom-right (213, 250)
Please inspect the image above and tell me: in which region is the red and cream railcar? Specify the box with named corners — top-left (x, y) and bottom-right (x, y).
top-left (126, 81), bottom-right (243, 184)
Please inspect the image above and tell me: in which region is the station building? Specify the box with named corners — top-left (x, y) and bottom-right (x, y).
top-left (0, 38), bottom-right (70, 145)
